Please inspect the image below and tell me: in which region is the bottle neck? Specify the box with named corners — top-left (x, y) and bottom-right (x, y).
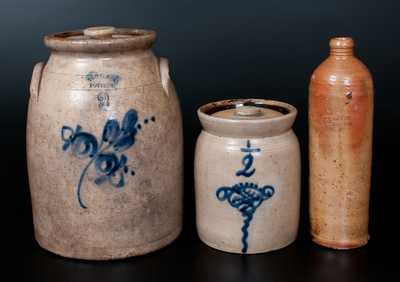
top-left (330, 48), bottom-right (353, 57)
top-left (329, 37), bottom-right (354, 58)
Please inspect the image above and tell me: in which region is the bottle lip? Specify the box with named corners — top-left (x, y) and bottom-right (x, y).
top-left (197, 99), bottom-right (297, 138)
top-left (44, 27), bottom-right (156, 53)
top-left (329, 37), bottom-right (354, 49)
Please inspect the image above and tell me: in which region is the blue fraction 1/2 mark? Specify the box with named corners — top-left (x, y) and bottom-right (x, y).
top-left (216, 139), bottom-right (275, 253)
top-left (236, 140), bottom-right (260, 177)
top-left (61, 109), bottom-right (155, 209)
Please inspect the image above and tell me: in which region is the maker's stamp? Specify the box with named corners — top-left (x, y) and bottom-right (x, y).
top-left (96, 91), bottom-right (110, 110)
top-left (85, 71), bottom-right (121, 110)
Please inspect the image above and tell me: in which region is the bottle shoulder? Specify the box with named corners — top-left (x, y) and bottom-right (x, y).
top-left (310, 56), bottom-right (373, 86)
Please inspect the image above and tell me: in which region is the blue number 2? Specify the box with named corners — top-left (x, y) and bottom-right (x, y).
top-left (236, 140), bottom-right (259, 177)
top-left (236, 154), bottom-right (255, 177)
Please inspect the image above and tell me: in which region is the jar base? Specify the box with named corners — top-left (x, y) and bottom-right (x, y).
top-left (198, 234), bottom-right (296, 255)
top-left (311, 234), bottom-right (369, 250)
top-left (34, 227), bottom-right (182, 260)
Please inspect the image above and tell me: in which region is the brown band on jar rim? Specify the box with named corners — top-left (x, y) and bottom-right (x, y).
top-left (197, 99), bottom-right (298, 138)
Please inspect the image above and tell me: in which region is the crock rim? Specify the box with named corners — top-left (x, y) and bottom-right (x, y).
top-left (44, 28), bottom-right (156, 53)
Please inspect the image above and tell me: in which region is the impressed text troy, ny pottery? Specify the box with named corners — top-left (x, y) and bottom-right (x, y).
top-left (195, 99), bottom-right (301, 254)
top-left (309, 37), bottom-right (374, 249)
top-left (27, 27), bottom-right (183, 260)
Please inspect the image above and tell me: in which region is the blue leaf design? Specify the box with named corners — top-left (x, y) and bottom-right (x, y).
top-left (113, 133), bottom-right (135, 152)
top-left (119, 154), bottom-right (128, 167)
top-left (121, 109), bottom-right (138, 134)
top-left (74, 125), bottom-right (82, 134)
top-left (70, 132), bottom-right (98, 158)
top-left (102, 119), bottom-right (120, 144)
top-left (109, 171), bottom-right (125, 188)
top-left (94, 175), bottom-right (109, 186)
top-left (61, 126), bottom-right (74, 141)
top-left (95, 153), bottom-right (120, 175)
top-left (61, 126), bottom-right (74, 151)
top-left (62, 141), bottom-right (71, 151)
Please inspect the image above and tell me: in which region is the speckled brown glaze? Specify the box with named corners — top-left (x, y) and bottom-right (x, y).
top-left (309, 37), bottom-right (374, 249)
top-left (27, 27), bottom-right (183, 260)
top-left (195, 99), bottom-right (301, 254)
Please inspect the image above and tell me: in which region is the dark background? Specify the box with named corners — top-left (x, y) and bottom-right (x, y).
top-left (1, 0), bottom-right (399, 281)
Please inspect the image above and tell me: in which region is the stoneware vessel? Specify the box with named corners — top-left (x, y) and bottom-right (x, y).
top-left (195, 99), bottom-right (301, 254)
top-left (309, 37), bottom-right (374, 249)
top-left (27, 26), bottom-right (183, 260)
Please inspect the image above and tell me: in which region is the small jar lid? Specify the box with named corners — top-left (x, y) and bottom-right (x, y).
top-left (211, 105), bottom-right (284, 120)
top-left (44, 26), bottom-right (156, 53)
top-left (197, 99), bottom-right (297, 138)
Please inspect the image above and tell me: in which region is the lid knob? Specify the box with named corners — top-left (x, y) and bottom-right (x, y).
top-left (83, 26), bottom-right (115, 38)
top-left (235, 106), bottom-right (262, 117)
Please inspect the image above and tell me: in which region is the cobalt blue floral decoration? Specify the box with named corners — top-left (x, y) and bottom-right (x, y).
top-left (61, 109), bottom-right (155, 208)
top-left (216, 182), bottom-right (275, 253)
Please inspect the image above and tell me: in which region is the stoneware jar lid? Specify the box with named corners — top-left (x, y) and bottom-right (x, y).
top-left (197, 99), bottom-right (297, 138)
top-left (44, 26), bottom-right (156, 53)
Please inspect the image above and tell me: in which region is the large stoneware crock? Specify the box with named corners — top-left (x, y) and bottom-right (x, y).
top-left (27, 26), bottom-right (183, 260)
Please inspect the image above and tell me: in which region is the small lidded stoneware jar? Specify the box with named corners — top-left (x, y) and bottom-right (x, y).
top-left (195, 99), bottom-right (301, 254)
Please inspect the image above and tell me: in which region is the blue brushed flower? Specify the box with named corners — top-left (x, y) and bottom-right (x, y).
top-left (61, 109), bottom-right (155, 208)
top-left (94, 153), bottom-right (128, 188)
top-left (61, 125), bottom-right (98, 158)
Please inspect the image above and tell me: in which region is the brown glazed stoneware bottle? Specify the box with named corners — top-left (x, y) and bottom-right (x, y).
top-left (27, 27), bottom-right (183, 260)
top-left (309, 37), bottom-right (374, 249)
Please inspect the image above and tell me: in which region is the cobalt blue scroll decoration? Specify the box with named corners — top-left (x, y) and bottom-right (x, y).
top-left (216, 139), bottom-right (275, 253)
top-left (216, 183), bottom-right (275, 253)
top-left (61, 109), bottom-right (155, 209)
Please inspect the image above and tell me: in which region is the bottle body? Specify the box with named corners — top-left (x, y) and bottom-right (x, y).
top-left (27, 34), bottom-right (183, 260)
top-left (309, 38), bottom-right (373, 249)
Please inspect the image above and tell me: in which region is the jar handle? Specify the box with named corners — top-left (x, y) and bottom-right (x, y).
top-left (30, 62), bottom-right (45, 103)
top-left (159, 57), bottom-right (171, 98)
